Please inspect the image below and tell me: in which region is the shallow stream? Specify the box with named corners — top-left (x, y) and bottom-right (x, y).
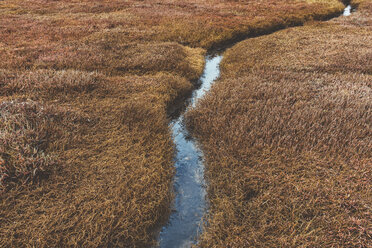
top-left (158, 55), bottom-right (222, 248)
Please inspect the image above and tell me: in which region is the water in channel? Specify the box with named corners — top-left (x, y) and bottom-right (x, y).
top-left (343, 5), bottom-right (353, 16)
top-left (158, 55), bottom-right (223, 248)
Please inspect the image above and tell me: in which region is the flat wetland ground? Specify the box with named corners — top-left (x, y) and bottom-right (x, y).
top-left (0, 0), bottom-right (371, 247)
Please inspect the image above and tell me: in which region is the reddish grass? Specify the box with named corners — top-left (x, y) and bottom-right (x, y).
top-left (186, 5), bottom-right (372, 247)
top-left (155, 0), bottom-right (345, 49)
top-left (0, 0), bottom-right (361, 247)
top-left (0, 69), bottom-right (100, 97)
top-left (0, 70), bottom-right (197, 247)
top-left (0, 99), bottom-right (91, 191)
top-left (0, 100), bottom-right (58, 190)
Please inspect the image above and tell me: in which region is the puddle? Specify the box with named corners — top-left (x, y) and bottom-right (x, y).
top-left (158, 55), bottom-right (223, 248)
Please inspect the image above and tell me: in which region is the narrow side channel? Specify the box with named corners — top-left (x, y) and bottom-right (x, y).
top-left (158, 55), bottom-right (223, 248)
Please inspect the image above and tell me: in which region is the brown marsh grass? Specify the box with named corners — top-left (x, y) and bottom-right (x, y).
top-left (0, 71), bottom-right (199, 247)
top-left (0, 100), bottom-right (59, 189)
top-left (0, 0), bottom-right (361, 246)
top-left (186, 2), bottom-right (372, 247)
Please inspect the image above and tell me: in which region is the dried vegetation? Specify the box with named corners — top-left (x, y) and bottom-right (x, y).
top-left (187, 1), bottom-right (372, 247)
top-left (0, 0), bottom-right (364, 247)
top-left (0, 70), bottom-right (197, 247)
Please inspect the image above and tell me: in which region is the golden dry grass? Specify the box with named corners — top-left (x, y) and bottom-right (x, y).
top-left (0, 70), bottom-right (200, 247)
top-left (155, 0), bottom-right (345, 49)
top-left (0, 0), bottom-right (361, 247)
top-left (186, 3), bottom-right (372, 247)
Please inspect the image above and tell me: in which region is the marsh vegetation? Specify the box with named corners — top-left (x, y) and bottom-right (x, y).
top-left (186, 1), bottom-right (372, 247)
top-left (0, 0), bottom-right (370, 247)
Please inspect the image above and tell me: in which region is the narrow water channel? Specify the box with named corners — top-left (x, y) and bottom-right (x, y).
top-left (158, 55), bottom-right (223, 248)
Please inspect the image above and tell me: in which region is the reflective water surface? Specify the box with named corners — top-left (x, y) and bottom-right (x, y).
top-left (343, 5), bottom-right (352, 16)
top-left (158, 55), bottom-right (223, 248)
